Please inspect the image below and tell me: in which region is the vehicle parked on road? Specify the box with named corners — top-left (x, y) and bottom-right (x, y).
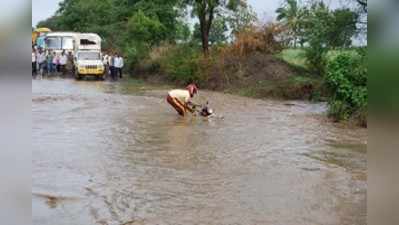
top-left (32, 27), bottom-right (51, 48)
top-left (74, 50), bottom-right (105, 80)
top-left (45, 32), bottom-right (78, 54)
top-left (73, 33), bottom-right (104, 80)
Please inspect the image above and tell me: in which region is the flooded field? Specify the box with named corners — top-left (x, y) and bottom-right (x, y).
top-left (32, 78), bottom-right (367, 225)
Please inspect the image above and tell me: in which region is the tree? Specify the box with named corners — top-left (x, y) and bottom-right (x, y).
top-left (127, 10), bottom-right (167, 45)
top-left (175, 22), bottom-right (192, 43)
top-left (193, 15), bottom-right (228, 45)
top-left (300, 2), bottom-right (332, 75)
top-left (328, 9), bottom-right (358, 48)
top-left (276, 0), bottom-right (302, 47)
top-left (227, 2), bottom-right (257, 36)
top-left (185, 0), bottom-right (241, 54)
top-left (355, 0), bottom-right (367, 13)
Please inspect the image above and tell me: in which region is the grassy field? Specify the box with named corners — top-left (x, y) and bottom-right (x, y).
top-left (276, 49), bottom-right (309, 70)
top-left (276, 48), bottom-right (359, 71)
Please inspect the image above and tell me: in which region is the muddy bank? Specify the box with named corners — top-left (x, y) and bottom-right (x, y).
top-left (134, 52), bottom-right (325, 101)
top-left (33, 78), bottom-right (366, 225)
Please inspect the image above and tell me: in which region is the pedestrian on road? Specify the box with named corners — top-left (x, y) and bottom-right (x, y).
top-left (67, 51), bottom-right (74, 75)
top-left (103, 53), bottom-right (109, 79)
top-left (115, 53), bottom-right (124, 79)
top-left (36, 48), bottom-right (46, 79)
top-left (46, 50), bottom-right (54, 76)
top-left (109, 53), bottom-right (116, 81)
top-left (32, 48), bottom-right (37, 77)
top-left (53, 52), bottom-right (59, 75)
top-left (59, 51), bottom-right (68, 76)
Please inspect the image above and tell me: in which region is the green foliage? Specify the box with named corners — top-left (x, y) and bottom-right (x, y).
top-left (325, 52), bottom-right (367, 124)
top-left (276, 0), bottom-right (302, 46)
top-left (276, 1), bottom-right (363, 75)
top-left (328, 9), bottom-right (358, 48)
top-left (301, 2), bottom-right (332, 75)
top-left (276, 48), bottom-right (308, 70)
top-left (123, 40), bottom-right (150, 70)
top-left (157, 44), bottom-right (201, 84)
top-left (127, 10), bottom-right (167, 45)
top-left (185, 0), bottom-right (242, 53)
top-left (175, 22), bottom-right (192, 42)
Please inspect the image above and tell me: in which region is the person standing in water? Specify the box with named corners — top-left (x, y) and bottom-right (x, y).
top-left (167, 84), bottom-right (198, 117)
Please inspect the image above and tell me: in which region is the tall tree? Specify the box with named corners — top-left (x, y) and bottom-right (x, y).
top-left (276, 0), bottom-right (302, 47)
top-left (193, 15), bottom-right (228, 45)
top-left (328, 9), bottom-right (358, 48)
top-left (185, 0), bottom-right (241, 54)
top-left (300, 1), bottom-right (332, 74)
top-left (356, 0), bottom-right (367, 13)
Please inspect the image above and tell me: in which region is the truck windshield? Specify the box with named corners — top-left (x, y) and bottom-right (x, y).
top-left (62, 37), bottom-right (74, 49)
top-left (77, 52), bottom-right (100, 60)
top-left (46, 36), bottom-right (74, 50)
top-left (46, 37), bottom-right (62, 49)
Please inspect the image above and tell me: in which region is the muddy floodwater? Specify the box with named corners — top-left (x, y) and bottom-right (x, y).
top-left (32, 78), bottom-right (367, 225)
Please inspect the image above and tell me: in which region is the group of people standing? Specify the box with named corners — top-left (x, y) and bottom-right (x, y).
top-left (33, 47), bottom-right (125, 81)
top-left (32, 47), bottom-right (73, 78)
top-left (103, 53), bottom-right (124, 81)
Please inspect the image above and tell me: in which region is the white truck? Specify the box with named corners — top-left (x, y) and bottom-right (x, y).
top-left (73, 33), bottom-right (105, 80)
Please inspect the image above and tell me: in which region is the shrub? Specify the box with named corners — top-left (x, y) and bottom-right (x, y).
top-left (230, 23), bottom-right (284, 57)
top-left (325, 52), bottom-right (367, 125)
top-left (123, 40), bottom-right (150, 70)
top-left (140, 44), bottom-right (201, 84)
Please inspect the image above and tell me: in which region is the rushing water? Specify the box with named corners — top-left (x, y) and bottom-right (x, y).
top-left (32, 78), bottom-right (367, 225)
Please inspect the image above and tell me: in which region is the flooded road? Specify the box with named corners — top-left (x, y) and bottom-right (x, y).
top-left (32, 78), bottom-right (367, 225)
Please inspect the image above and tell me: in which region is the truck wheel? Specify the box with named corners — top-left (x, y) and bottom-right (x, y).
top-left (100, 73), bottom-right (106, 81)
top-left (75, 71), bottom-right (82, 80)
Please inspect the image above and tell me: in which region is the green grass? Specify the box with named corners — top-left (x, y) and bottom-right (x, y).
top-left (276, 48), bottom-right (359, 72)
top-left (276, 49), bottom-right (308, 70)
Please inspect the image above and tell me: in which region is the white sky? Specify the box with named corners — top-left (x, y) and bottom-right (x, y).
top-left (32, 0), bottom-right (62, 27)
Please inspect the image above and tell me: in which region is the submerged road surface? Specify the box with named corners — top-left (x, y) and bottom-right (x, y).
top-left (32, 79), bottom-right (367, 225)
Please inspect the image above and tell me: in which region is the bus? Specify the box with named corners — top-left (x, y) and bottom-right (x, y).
top-left (32, 27), bottom-right (51, 48)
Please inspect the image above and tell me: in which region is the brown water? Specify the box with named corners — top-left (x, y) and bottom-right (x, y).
top-left (32, 78), bottom-right (367, 225)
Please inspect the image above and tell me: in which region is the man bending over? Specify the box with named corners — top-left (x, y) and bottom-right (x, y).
top-left (166, 84), bottom-right (198, 117)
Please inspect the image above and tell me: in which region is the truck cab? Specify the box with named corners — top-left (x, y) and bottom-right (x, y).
top-left (74, 51), bottom-right (105, 80)
top-left (73, 33), bottom-right (104, 80)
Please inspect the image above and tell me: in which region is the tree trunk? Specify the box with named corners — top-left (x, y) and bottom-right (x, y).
top-left (198, 1), bottom-right (215, 56)
top-left (199, 13), bottom-right (209, 55)
top-left (202, 31), bottom-right (209, 55)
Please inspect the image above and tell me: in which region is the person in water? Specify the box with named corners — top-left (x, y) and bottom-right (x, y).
top-left (167, 84), bottom-right (198, 116)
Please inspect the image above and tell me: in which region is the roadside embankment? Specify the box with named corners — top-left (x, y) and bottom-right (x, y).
top-left (132, 44), bottom-right (326, 102)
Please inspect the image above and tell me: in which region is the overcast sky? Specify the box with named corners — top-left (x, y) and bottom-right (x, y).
top-left (32, 0), bottom-right (346, 27)
top-left (32, 0), bottom-right (286, 27)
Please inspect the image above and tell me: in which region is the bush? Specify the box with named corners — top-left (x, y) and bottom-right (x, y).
top-left (325, 52), bottom-right (367, 125)
top-left (139, 43), bottom-right (202, 85)
top-left (230, 23), bottom-right (284, 57)
top-left (123, 40), bottom-right (150, 70)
